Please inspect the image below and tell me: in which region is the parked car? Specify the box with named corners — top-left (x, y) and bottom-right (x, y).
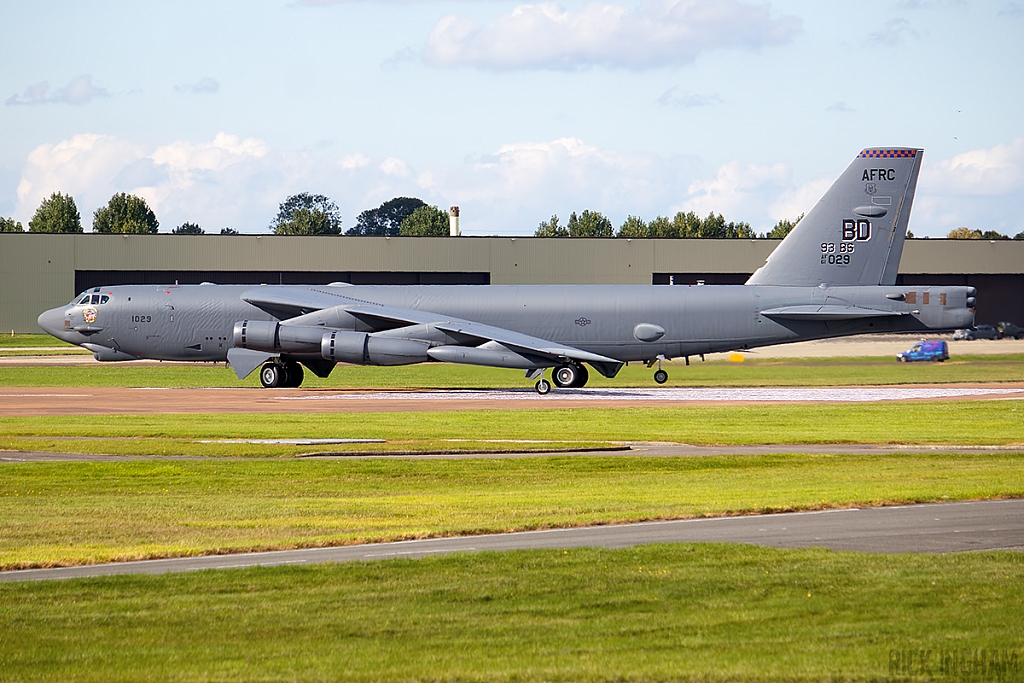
top-left (956, 324), bottom-right (1000, 340)
top-left (997, 321), bottom-right (1024, 339)
top-left (897, 340), bottom-right (949, 362)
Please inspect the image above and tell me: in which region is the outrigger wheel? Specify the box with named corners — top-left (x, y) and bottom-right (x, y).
top-left (654, 369), bottom-right (668, 384)
top-left (535, 378), bottom-right (552, 394)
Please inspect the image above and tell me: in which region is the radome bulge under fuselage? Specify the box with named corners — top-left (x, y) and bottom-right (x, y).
top-left (42, 282), bottom-right (975, 365)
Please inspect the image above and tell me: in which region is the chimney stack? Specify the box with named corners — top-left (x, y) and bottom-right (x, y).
top-left (449, 206), bottom-right (460, 237)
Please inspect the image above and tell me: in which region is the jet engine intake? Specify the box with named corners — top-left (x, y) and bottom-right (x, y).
top-left (321, 330), bottom-right (430, 366)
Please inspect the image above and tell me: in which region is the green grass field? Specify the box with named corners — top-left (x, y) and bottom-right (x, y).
top-left (1, 545), bottom-right (1022, 682)
top-left (1, 400), bottom-right (1021, 458)
top-left (3, 450), bottom-right (1023, 568)
top-left (2, 353), bottom-right (1024, 386)
top-left (3, 349), bottom-right (1023, 680)
top-left (0, 333), bottom-right (72, 348)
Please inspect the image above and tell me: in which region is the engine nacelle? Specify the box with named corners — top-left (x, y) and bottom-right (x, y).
top-left (321, 330), bottom-right (430, 366)
top-left (232, 320), bottom-right (325, 354)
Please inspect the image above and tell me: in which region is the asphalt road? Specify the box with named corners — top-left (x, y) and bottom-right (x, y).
top-left (4, 499), bottom-right (1021, 583)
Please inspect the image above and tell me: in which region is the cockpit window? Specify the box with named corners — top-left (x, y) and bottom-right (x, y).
top-left (77, 295), bottom-right (90, 305)
top-left (90, 294), bottom-right (101, 305)
top-left (100, 295), bottom-right (110, 304)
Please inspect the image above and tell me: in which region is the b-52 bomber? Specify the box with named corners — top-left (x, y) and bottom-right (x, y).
top-left (38, 148), bottom-right (976, 393)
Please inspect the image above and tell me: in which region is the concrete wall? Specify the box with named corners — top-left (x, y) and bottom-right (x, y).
top-left (3, 233), bottom-right (1022, 332)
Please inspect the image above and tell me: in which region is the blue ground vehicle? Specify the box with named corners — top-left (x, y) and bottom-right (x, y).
top-left (897, 340), bottom-right (949, 362)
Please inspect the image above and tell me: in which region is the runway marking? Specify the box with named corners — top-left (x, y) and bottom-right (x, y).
top-left (273, 386), bottom-right (1024, 403)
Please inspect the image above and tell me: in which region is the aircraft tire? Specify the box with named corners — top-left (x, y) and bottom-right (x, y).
top-left (535, 379), bottom-right (551, 395)
top-left (260, 362), bottom-right (283, 388)
top-left (282, 361), bottom-right (304, 387)
top-left (571, 364), bottom-right (589, 388)
top-left (654, 369), bottom-right (668, 384)
top-left (552, 364), bottom-right (578, 388)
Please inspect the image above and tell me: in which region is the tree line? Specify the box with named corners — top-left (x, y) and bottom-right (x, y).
top-left (0, 191), bottom-right (449, 237)
top-left (3, 191), bottom-right (1022, 240)
top-left (537, 210), bottom-right (766, 238)
top-left (946, 226), bottom-right (1024, 240)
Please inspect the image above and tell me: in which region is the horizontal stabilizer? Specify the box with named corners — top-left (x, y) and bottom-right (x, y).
top-left (760, 305), bottom-right (908, 321)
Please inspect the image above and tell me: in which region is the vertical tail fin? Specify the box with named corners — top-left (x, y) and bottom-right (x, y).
top-left (747, 148), bottom-right (923, 286)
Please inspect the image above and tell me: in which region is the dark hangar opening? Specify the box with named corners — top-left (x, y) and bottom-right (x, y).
top-left (75, 270), bottom-right (490, 292)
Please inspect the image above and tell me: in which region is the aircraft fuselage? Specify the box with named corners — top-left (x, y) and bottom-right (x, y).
top-left (41, 282), bottom-right (975, 364)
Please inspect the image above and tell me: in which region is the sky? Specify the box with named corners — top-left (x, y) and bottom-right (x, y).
top-left (1, 0), bottom-right (1022, 237)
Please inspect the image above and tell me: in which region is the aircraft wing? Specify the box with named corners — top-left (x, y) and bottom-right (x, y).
top-left (345, 304), bottom-right (625, 376)
top-left (241, 286), bottom-right (624, 377)
top-left (241, 285), bottom-right (354, 318)
top-left (760, 305), bottom-right (909, 321)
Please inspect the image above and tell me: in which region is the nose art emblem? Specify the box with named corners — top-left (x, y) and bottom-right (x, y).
top-left (83, 308), bottom-right (98, 324)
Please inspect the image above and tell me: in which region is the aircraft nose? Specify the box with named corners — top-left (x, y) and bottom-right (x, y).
top-left (37, 307), bottom-right (66, 337)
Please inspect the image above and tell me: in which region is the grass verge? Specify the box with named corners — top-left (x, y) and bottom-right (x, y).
top-left (2, 451), bottom-right (1023, 568)
top-left (1, 401), bottom-right (1022, 458)
top-left (1, 354), bottom-right (1023, 387)
top-left (1, 545), bottom-right (1022, 682)
top-left (0, 333), bottom-right (74, 348)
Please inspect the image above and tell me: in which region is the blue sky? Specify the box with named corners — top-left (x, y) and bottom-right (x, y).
top-left (2, 0), bottom-right (1022, 236)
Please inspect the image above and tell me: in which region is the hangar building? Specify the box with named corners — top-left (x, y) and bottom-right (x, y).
top-left (2, 234), bottom-right (1021, 333)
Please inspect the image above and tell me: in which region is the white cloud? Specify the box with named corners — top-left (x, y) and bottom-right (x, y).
top-left (681, 161), bottom-right (789, 219)
top-left (16, 134), bottom-right (142, 218)
top-left (922, 138), bottom-right (1024, 196)
top-left (174, 77), bottom-right (220, 94)
top-left (913, 139), bottom-right (1024, 236)
top-left (768, 178), bottom-right (832, 222)
top-left (425, 0), bottom-right (801, 70)
top-left (27, 132), bottom-right (1014, 238)
top-left (12, 132), bottom-right (449, 232)
top-left (150, 133), bottom-right (270, 176)
top-left (340, 152), bottom-right (370, 169)
top-left (5, 75), bottom-right (110, 106)
top-left (380, 157), bottom-right (410, 176)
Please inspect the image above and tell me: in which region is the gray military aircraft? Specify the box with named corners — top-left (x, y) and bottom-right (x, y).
top-left (38, 147), bottom-right (975, 393)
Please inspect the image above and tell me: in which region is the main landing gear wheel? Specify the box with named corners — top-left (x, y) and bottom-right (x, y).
top-left (281, 360), bottom-right (304, 387)
top-left (654, 369), bottom-right (669, 384)
top-left (260, 362), bottom-right (283, 388)
top-left (552, 363), bottom-right (590, 388)
top-left (260, 361), bottom-right (306, 388)
top-left (535, 379), bottom-right (551, 395)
